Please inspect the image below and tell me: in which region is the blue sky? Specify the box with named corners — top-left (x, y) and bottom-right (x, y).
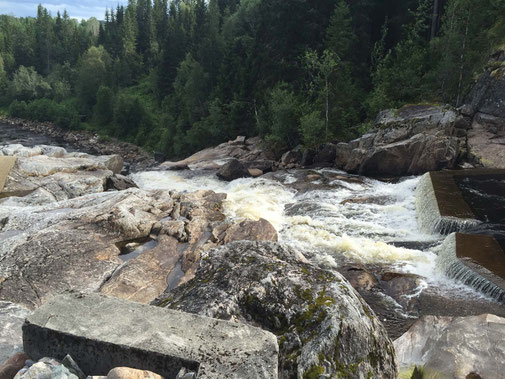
top-left (0, 0), bottom-right (128, 20)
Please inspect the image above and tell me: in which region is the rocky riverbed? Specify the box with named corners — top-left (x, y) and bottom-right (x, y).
top-left (1, 118), bottom-right (505, 378)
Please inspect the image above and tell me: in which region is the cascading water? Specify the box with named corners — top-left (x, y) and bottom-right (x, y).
top-left (435, 233), bottom-right (505, 303)
top-left (131, 167), bottom-right (505, 321)
top-left (415, 173), bottom-right (481, 235)
top-left (132, 169), bottom-right (440, 279)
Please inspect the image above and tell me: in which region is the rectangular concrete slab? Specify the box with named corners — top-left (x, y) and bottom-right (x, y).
top-left (23, 293), bottom-right (278, 378)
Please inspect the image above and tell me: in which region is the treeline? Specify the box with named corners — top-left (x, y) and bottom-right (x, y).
top-left (1, 0), bottom-right (504, 157)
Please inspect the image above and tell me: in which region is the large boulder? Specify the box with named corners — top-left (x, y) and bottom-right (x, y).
top-left (216, 159), bottom-right (249, 181)
top-left (334, 105), bottom-right (462, 176)
top-left (313, 143), bottom-right (337, 165)
top-left (394, 314), bottom-right (505, 379)
top-left (0, 144), bottom-right (126, 203)
top-left (211, 218), bottom-right (278, 244)
top-left (462, 51), bottom-right (505, 168)
top-left (154, 241), bottom-right (398, 379)
top-left (0, 188), bottom-right (175, 308)
top-left (464, 50), bottom-right (505, 119)
top-left (159, 136), bottom-right (275, 171)
top-left (358, 133), bottom-right (460, 176)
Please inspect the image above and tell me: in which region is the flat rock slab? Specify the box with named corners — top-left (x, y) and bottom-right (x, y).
top-left (0, 156), bottom-right (16, 193)
top-left (23, 293), bottom-right (278, 378)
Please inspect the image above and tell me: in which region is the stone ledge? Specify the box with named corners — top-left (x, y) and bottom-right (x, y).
top-left (23, 293), bottom-right (279, 378)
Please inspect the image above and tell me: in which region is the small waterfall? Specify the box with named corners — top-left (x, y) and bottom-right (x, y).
top-left (415, 173), bottom-right (480, 235)
top-left (436, 233), bottom-right (505, 303)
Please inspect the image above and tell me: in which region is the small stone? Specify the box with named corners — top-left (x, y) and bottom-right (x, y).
top-left (106, 175), bottom-right (138, 191)
top-left (247, 168), bottom-right (263, 177)
top-left (14, 361), bottom-right (52, 379)
top-left (175, 368), bottom-right (196, 379)
top-left (106, 367), bottom-right (163, 379)
top-left (61, 355), bottom-right (86, 379)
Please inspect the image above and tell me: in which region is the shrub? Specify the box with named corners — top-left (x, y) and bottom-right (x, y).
top-left (9, 98), bottom-right (80, 129)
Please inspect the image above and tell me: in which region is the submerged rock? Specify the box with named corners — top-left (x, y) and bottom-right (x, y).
top-left (154, 241), bottom-right (398, 379)
top-left (394, 314), bottom-right (505, 379)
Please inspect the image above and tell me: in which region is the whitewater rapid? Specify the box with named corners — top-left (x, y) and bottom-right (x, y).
top-left (131, 169), bottom-right (450, 281)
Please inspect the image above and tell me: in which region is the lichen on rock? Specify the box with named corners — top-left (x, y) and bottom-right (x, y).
top-left (153, 241), bottom-right (398, 378)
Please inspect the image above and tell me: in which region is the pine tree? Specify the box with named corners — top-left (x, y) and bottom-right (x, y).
top-left (153, 0), bottom-right (169, 52)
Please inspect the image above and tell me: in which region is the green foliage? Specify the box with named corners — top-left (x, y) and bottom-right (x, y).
top-left (367, 0), bottom-right (433, 115)
top-left (261, 83), bottom-right (301, 150)
top-left (10, 66), bottom-right (51, 101)
top-left (9, 98), bottom-right (79, 129)
top-left (76, 46), bottom-right (111, 110)
top-left (93, 86), bottom-right (115, 125)
top-left (300, 110), bottom-right (325, 148)
top-left (113, 93), bottom-right (153, 138)
top-left (2, 0), bottom-right (505, 156)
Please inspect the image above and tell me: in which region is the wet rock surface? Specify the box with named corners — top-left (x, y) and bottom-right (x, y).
top-left (0, 352), bottom-right (29, 379)
top-left (154, 241), bottom-right (398, 379)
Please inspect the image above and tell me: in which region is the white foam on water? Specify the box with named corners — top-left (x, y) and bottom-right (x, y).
top-left (132, 169), bottom-right (501, 303)
top-left (131, 170), bottom-right (442, 279)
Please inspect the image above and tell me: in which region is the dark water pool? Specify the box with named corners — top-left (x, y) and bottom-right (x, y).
top-left (456, 174), bottom-right (505, 251)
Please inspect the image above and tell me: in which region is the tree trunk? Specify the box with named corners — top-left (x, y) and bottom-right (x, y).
top-left (456, 7), bottom-right (470, 107)
top-left (325, 77), bottom-right (329, 142)
top-left (430, 0), bottom-right (440, 40)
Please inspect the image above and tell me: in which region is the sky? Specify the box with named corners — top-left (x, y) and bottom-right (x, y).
top-left (0, 0), bottom-right (128, 21)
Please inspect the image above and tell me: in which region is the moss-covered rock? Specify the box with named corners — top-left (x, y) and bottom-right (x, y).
top-left (153, 241), bottom-right (398, 378)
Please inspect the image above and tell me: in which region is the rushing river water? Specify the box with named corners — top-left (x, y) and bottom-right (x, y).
top-left (132, 168), bottom-right (504, 313)
top-left (2, 121), bottom-right (505, 337)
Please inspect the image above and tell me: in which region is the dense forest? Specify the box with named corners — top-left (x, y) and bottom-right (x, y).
top-left (1, 0), bottom-right (504, 157)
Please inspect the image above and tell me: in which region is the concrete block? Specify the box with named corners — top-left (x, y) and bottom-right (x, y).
top-left (23, 293), bottom-right (278, 378)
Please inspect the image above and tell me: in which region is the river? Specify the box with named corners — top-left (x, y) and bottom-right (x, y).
top-left (132, 167), bottom-right (505, 336)
top-left (2, 121), bottom-right (505, 338)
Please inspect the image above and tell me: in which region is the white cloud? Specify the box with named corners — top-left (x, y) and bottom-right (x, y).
top-left (0, 0), bottom-right (127, 20)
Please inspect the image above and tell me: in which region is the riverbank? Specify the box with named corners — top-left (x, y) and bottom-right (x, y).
top-left (0, 117), bottom-right (155, 172)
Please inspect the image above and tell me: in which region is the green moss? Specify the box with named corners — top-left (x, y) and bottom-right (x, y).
top-left (303, 365), bottom-right (325, 379)
top-left (245, 293), bottom-right (255, 305)
top-left (318, 353), bottom-right (325, 363)
top-left (159, 296), bottom-right (174, 307)
top-left (279, 335), bottom-right (287, 348)
top-left (294, 287), bottom-right (336, 336)
top-left (367, 351), bottom-right (380, 369)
